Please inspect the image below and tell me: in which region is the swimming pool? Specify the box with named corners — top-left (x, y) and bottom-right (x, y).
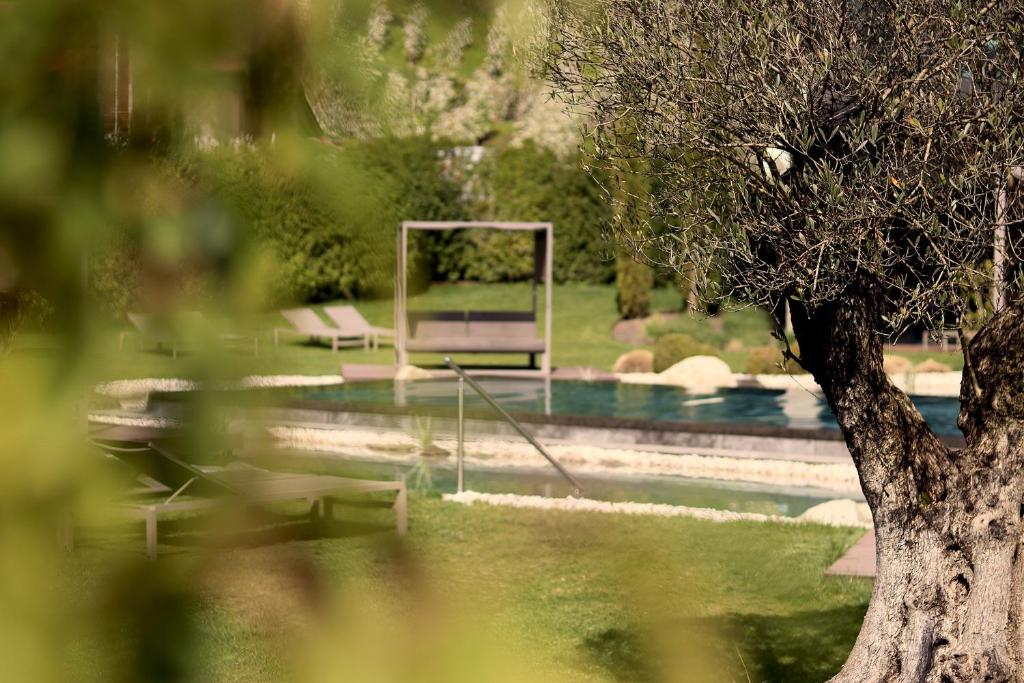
top-left (263, 451), bottom-right (855, 516)
top-left (302, 378), bottom-right (962, 437)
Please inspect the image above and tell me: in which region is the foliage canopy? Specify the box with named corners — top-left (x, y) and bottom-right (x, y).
top-left (548, 0), bottom-right (1024, 333)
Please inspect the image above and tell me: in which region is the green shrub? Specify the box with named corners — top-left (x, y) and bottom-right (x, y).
top-left (745, 346), bottom-right (785, 374)
top-left (653, 333), bottom-right (717, 372)
top-left (616, 251), bottom-right (653, 319)
top-left (746, 344), bottom-right (803, 374)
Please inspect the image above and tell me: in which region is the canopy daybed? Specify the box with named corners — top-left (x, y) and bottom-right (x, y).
top-left (395, 221), bottom-right (553, 376)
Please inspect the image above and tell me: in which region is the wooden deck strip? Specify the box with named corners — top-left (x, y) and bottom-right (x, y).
top-left (826, 530), bottom-right (876, 577)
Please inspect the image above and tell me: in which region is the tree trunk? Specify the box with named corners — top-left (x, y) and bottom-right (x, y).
top-left (790, 295), bottom-right (1024, 682)
top-left (835, 489), bottom-right (1024, 682)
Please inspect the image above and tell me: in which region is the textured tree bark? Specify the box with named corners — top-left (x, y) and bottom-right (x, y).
top-left (790, 294), bottom-right (1024, 682)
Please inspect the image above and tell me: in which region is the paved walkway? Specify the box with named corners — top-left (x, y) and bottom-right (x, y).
top-left (826, 530), bottom-right (876, 577)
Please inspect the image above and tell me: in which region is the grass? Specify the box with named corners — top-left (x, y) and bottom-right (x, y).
top-left (63, 490), bottom-right (872, 682)
top-left (18, 281), bottom-right (961, 381)
top-left (63, 283), bottom-right (681, 381)
top-left (645, 306), bottom-right (778, 351)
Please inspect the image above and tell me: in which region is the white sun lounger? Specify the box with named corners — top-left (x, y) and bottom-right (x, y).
top-left (273, 307), bottom-right (365, 352)
top-left (323, 305), bottom-right (395, 350)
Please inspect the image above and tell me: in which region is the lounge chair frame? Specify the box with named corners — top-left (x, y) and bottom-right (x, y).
top-left (88, 439), bottom-right (406, 559)
top-left (323, 305), bottom-right (396, 350)
top-left (122, 312), bottom-right (259, 357)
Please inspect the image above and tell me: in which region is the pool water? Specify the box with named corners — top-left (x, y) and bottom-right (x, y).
top-left (303, 379), bottom-right (962, 437)
top-left (266, 452), bottom-right (852, 516)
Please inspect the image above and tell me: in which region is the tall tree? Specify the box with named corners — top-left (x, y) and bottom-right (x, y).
top-left (548, 0), bottom-right (1024, 680)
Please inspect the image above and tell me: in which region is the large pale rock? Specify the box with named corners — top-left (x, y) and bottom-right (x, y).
top-left (613, 349), bottom-right (654, 374)
top-left (907, 371), bottom-right (962, 397)
top-left (395, 365), bottom-right (432, 381)
top-left (659, 355), bottom-right (737, 390)
top-left (914, 358), bottom-right (953, 374)
top-left (798, 499), bottom-right (872, 528)
top-left (883, 355), bottom-right (913, 375)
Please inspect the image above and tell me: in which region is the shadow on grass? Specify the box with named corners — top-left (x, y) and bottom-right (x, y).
top-left (583, 627), bottom-right (655, 683)
top-left (583, 603), bottom-right (870, 683)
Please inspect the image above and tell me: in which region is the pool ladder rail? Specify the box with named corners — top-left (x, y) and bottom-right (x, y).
top-left (444, 357), bottom-right (584, 497)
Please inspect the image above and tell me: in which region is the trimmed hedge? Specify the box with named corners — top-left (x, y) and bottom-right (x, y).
top-left (653, 333), bottom-right (717, 372)
top-left (436, 142), bottom-right (615, 284)
top-left (194, 137), bottom-right (464, 302)
top-left (90, 138), bottom-right (618, 311)
top-left (616, 251), bottom-right (653, 319)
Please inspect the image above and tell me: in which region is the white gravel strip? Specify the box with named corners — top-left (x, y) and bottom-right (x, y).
top-left (443, 491), bottom-right (871, 528)
top-left (95, 375), bottom-right (344, 399)
top-left (617, 371), bottom-right (962, 397)
top-left (87, 413), bottom-right (180, 428)
top-left (269, 425), bottom-right (862, 494)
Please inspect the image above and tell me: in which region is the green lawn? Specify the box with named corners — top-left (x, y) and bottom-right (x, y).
top-left (64, 492), bottom-right (871, 682)
top-left (70, 283), bottom-right (682, 382)
top-left (20, 281), bottom-right (960, 382)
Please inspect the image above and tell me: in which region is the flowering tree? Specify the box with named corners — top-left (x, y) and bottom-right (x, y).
top-left (307, 0), bottom-right (579, 155)
top-left (549, 0), bottom-right (1024, 680)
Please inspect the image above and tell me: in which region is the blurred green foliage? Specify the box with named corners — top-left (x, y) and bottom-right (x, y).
top-left (0, 289), bottom-right (52, 351)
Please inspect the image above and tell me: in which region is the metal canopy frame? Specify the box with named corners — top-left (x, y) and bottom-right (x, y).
top-left (396, 221), bottom-right (554, 376)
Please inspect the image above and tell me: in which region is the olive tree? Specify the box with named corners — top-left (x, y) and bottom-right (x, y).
top-left (548, 0), bottom-right (1024, 680)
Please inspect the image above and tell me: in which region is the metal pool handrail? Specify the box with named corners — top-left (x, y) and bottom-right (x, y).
top-left (443, 357), bottom-right (583, 496)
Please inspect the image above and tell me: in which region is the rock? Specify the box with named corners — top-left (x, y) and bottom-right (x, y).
top-left (613, 349), bottom-right (654, 374)
top-left (798, 499), bottom-right (872, 528)
top-left (914, 358), bottom-right (953, 373)
top-left (395, 365), bottom-right (432, 381)
top-left (659, 355), bottom-right (737, 390)
top-left (612, 316), bottom-right (656, 345)
top-left (883, 355), bottom-right (913, 375)
top-left (910, 371), bottom-right (962, 396)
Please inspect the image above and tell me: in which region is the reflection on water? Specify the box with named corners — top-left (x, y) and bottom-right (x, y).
top-left (306, 379), bottom-right (962, 436)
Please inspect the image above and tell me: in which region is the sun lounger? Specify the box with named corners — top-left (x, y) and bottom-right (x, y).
top-left (323, 305), bottom-right (395, 350)
top-left (123, 312), bottom-right (181, 357)
top-left (122, 312), bottom-right (259, 357)
top-left (273, 307), bottom-right (365, 352)
top-left (89, 435), bottom-right (406, 558)
top-left (180, 311), bottom-right (260, 355)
